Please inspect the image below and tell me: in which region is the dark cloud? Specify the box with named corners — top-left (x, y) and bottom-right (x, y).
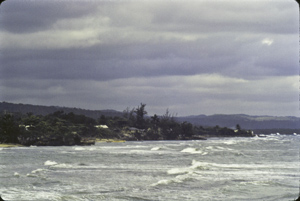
top-left (0, 0), bottom-right (298, 116)
top-left (138, 1), bottom-right (298, 34)
top-left (0, 0), bottom-right (98, 33)
top-left (2, 32), bottom-right (297, 82)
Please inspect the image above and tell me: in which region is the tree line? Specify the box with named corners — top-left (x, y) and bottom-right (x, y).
top-left (0, 103), bottom-right (253, 145)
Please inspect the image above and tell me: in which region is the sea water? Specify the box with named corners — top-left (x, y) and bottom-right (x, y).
top-left (1, 135), bottom-right (300, 201)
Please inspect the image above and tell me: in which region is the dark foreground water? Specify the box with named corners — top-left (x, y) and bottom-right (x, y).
top-left (1, 135), bottom-right (300, 201)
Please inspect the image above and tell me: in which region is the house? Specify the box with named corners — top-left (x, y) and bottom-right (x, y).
top-left (95, 125), bottom-right (108, 129)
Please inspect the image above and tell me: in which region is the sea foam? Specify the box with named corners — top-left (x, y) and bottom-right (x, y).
top-left (74, 147), bottom-right (85, 151)
top-left (181, 147), bottom-right (206, 155)
top-left (151, 147), bottom-right (160, 151)
top-left (44, 160), bottom-right (58, 166)
top-left (167, 168), bottom-right (190, 175)
top-left (31, 168), bottom-right (46, 174)
top-left (14, 172), bottom-right (20, 177)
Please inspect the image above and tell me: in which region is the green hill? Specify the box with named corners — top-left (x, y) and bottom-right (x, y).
top-left (0, 102), bottom-right (122, 119)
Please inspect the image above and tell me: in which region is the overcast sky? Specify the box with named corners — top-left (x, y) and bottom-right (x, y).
top-left (0, 0), bottom-right (299, 117)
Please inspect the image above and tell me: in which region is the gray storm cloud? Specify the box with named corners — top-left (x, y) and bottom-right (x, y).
top-left (0, 0), bottom-right (298, 116)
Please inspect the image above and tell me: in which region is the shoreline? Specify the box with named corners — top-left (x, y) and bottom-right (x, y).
top-left (0, 144), bottom-right (24, 148)
top-left (96, 138), bottom-right (126, 143)
top-left (5, 133), bottom-right (290, 147)
top-left (0, 136), bottom-right (252, 147)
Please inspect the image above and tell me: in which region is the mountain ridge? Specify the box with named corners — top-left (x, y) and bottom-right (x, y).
top-left (0, 102), bottom-right (122, 119)
top-left (176, 113), bottom-right (300, 130)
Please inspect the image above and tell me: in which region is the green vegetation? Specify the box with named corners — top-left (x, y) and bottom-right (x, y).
top-left (0, 103), bottom-right (254, 146)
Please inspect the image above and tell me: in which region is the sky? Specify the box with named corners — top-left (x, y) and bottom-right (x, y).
top-left (0, 0), bottom-right (299, 117)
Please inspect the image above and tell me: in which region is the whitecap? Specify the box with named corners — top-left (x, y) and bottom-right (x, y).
top-left (151, 147), bottom-right (160, 151)
top-left (151, 173), bottom-right (193, 187)
top-left (216, 146), bottom-right (234, 151)
top-left (151, 179), bottom-right (173, 186)
top-left (31, 168), bottom-right (46, 174)
top-left (167, 168), bottom-right (190, 175)
top-left (74, 147), bottom-right (85, 151)
top-left (44, 160), bottom-right (58, 166)
top-left (206, 146), bottom-right (214, 150)
top-left (181, 147), bottom-right (203, 154)
top-left (175, 173), bottom-right (194, 182)
top-left (190, 160), bottom-right (210, 170)
top-left (151, 177), bottom-right (184, 187)
top-left (223, 140), bottom-right (237, 145)
top-left (168, 160), bottom-right (210, 176)
top-left (14, 172), bottom-right (20, 177)
top-left (52, 163), bottom-right (73, 168)
top-left (240, 180), bottom-right (272, 186)
top-left (26, 173), bottom-right (38, 177)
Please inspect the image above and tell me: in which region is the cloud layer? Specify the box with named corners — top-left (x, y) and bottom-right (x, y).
top-left (0, 0), bottom-right (298, 116)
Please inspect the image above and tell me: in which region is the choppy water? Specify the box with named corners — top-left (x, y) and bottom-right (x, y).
top-left (1, 135), bottom-right (300, 201)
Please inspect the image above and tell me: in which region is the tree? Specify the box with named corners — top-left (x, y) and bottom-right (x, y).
top-left (22, 113), bottom-right (40, 127)
top-left (0, 114), bottom-right (20, 143)
top-left (123, 107), bottom-right (136, 126)
top-left (161, 108), bottom-right (172, 122)
top-left (134, 103), bottom-right (147, 129)
top-left (151, 114), bottom-right (160, 127)
top-left (181, 121), bottom-right (194, 138)
top-left (98, 115), bottom-right (107, 125)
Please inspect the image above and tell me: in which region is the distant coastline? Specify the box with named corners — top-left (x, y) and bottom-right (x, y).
top-left (2, 102), bottom-right (299, 130)
top-left (1, 102), bottom-right (299, 147)
top-left (0, 102), bottom-right (256, 146)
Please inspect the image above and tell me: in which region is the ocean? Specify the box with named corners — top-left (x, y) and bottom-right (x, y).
top-left (1, 135), bottom-right (300, 201)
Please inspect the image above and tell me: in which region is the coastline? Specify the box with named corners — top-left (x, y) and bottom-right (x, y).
top-left (0, 136), bottom-right (254, 147)
top-left (96, 138), bottom-right (126, 143)
top-left (0, 144), bottom-right (24, 148)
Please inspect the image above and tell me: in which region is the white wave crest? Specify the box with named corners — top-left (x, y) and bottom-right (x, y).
top-left (151, 147), bottom-right (160, 151)
top-left (52, 163), bottom-right (73, 168)
top-left (223, 140), bottom-right (237, 145)
top-left (181, 147), bottom-right (203, 154)
top-left (175, 174), bottom-right (194, 182)
top-left (26, 174), bottom-right (36, 177)
top-left (151, 173), bottom-right (195, 187)
top-left (151, 179), bottom-right (173, 186)
top-left (151, 177), bottom-right (184, 187)
top-left (240, 180), bottom-right (273, 186)
top-left (167, 160), bottom-right (210, 176)
top-left (31, 168), bottom-right (46, 174)
top-left (26, 168), bottom-right (48, 178)
top-left (206, 146), bottom-right (214, 150)
top-left (191, 160), bottom-right (210, 170)
top-left (14, 172), bottom-right (20, 177)
top-left (44, 160), bottom-right (58, 166)
top-left (74, 147), bottom-right (85, 151)
top-left (167, 168), bottom-right (190, 175)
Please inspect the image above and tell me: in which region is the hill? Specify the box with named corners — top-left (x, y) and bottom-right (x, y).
top-left (176, 114), bottom-right (300, 131)
top-left (0, 102), bottom-right (122, 119)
